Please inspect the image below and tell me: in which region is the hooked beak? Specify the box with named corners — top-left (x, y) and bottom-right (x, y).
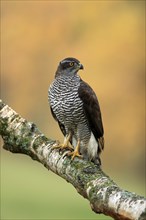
top-left (79, 63), bottom-right (84, 70)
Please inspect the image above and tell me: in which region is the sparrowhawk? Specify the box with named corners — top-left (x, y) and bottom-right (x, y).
top-left (48, 57), bottom-right (104, 165)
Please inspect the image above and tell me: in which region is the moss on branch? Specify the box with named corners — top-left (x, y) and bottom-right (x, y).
top-left (0, 99), bottom-right (146, 220)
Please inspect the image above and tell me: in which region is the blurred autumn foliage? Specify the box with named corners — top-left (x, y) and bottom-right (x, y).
top-left (1, 1), bottom-right (145, 219)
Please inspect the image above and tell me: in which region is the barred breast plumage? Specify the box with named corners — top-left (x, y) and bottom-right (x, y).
top-left (48, 57), bottom-right (104, 165)
top-left (49, 74), bottom-right (91, 144)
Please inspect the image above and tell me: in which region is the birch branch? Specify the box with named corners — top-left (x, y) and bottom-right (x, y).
top-left (0, 99), bottom-right (145, 220)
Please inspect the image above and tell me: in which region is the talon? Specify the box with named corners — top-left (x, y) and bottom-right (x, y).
top-left (52, 141), bottom-right (60, 149)
top-left (68, 151), bottom-right (83, 160)
top-left (52, 133), bottom-right (73, 151)
top-left (62, 150), bottom-right (71, 158)
top-left (52, 143), bottom-right (73, 151)
top-left (68, 140), bottom-right (82, 160)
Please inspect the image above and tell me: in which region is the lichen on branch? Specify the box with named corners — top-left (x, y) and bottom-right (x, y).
top-left (0, 99), bottom-right (146, 220)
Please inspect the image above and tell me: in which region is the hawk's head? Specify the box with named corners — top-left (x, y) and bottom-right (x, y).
top-left (55, 57), bottom-right (84, 77)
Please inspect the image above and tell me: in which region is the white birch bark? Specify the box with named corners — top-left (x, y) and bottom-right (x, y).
top-left (0, 99), bottom-right (145, 220)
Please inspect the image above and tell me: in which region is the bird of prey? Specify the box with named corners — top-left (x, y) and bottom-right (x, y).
top-left (48, 57), bottom-right (104, 165)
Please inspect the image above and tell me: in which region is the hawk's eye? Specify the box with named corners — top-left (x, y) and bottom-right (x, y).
top-left (69, 62), bottom-right (74, 67)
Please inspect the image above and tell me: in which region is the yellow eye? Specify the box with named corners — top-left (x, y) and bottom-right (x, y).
top-left (69, 62), bottom-right (74, 67)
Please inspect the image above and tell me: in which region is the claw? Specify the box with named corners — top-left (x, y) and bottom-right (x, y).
top-left (62, 150), bottom-right (71, 158)
top-left (52, 142), bottom-right (73, 151)
top-left (67, 140), bottom-right (82, 160)
top-left (52, 140), bottom-right (60, 149)
top-left (52, 133), bottom-right (73, 151)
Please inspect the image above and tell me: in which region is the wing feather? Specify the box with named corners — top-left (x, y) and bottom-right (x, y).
top-left (78, 79), bottom-right (104, 151)
top-left (50, 107), bottom-right (66, 136)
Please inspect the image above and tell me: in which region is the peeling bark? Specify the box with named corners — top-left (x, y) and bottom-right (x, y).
top-left (0, 99), bottom-right (146, 220)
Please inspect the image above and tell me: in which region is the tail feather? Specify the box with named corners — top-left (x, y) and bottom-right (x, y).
top-left (98, 136), bottom-right (104, 153)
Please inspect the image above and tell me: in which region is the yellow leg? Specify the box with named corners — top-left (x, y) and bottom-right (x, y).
top-left (68, 140), bottom-right (82, 160)
top-left (53, 133), bottom-right (73, 150)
